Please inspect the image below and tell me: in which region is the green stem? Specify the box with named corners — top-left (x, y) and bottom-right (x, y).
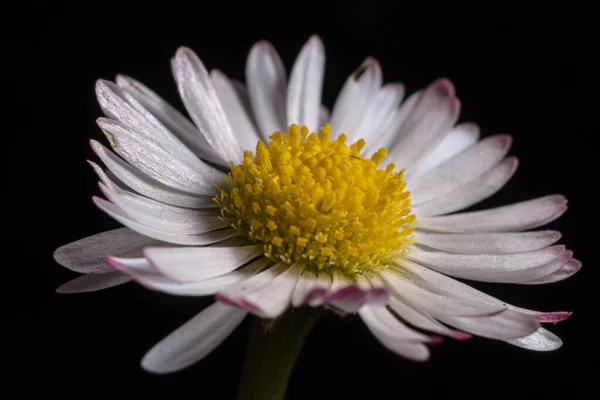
top-left (235, 307), bottom-right (321, 400)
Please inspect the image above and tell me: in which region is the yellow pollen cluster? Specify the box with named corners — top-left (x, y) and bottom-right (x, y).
top-left (215, 124), bottom-right (415, 275)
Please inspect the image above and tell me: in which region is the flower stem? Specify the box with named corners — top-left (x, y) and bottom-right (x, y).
top-left (235, 307), bottom-right (321, 400)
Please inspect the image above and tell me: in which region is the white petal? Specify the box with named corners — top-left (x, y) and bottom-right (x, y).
top-left (322, 272), bottom-right (388, 313)
top-left (98, 181), bottom-right (226, 235)
top-left (56, 272), bottom-right (132, 294)
top-left (329, 57), bottom-right (382, 141)
top-left (319, 105), bottom-right (330, 127)
top-left (358, 305), bottom-right (440, 343)
top-left (115, 75), bottom-right (224, 166)
top-left (380, 269), bottom-right (503, 317)
top-left (141, 302), bottom-right (247, 374)
top-left (172, 47), bottom-right (242, 163)
top-left (95, 80), bottom-right (214, 168)
top-left (97, 118), bottom-right (221, 195)
top-left (410, 134), bottom-right (512, 205)
top-left (236, 263), bottom-right (305, 318)
top-left (53, 227), bottom-right (161, 273)
top-left (354, 83), bottom-right (405, 145)
top-left (397, 259), bottom-right (572, 323)
top-left (245, 40), bottom-right (287, 138)
top-left (522, 258), bottom-right (582, 285)
top-left (387, 296), bottom-right (472, 340)
top-left (387, 78), bottom-right (460, 171)
top-left (416, 195), bottom-right (568, 233)
top-left (360, 311), bottom-right (431, 361)
top-left (286, 36), bottom-right (325, 131)
top-left (90, 141), bottom-right (214, 209)
top-left (413, 156), bottom-right (518, 217)
top-left (291, 270), bottom-right (322, 307)
top-left (413, 230), bottom-right (562, 254)
top-left (438, 309), bottom-right (540, 340)
top-left (406, 245), bottom-right (566, 283)
top-left (108, 256), bottom-right (271, 296)
top-left (406, 122), bottom-right (480, 182)
top-left (143, 245), bottom-right (264, 282)
top-left (93, 196), bottom-right (239, 245)
top-left (217, 262), bottom-right (289, 301)
top-left (367, 89), bottom-right (422, 153)
top-left (504, 328), bottom-right (562, 351)
top-left (210, 69), bottom-right (261, 151)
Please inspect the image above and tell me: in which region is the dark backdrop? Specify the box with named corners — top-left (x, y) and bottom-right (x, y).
top-left (5, 2), bottom-right (594, 398)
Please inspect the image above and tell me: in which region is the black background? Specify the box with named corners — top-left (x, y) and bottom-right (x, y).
top-left (5, 1), bottom-right (595, 397)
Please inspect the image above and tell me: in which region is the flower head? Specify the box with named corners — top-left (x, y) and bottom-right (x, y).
top-left (54, 35), bottom-right (579, 375)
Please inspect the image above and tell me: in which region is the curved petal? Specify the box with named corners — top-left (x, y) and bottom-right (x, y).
top-left (172, 47), bottom-right (242, 164)
top-left (380, 269), bottom-right (504, 317)
top-left (353, 83), bottom-right (404, 145)
top-left (406, 122), bottom-right (480, 182)
top-left (97, 118), bottom-right (221, 195)
top-left (115, 75), bottom-right (224, 166)
top-left (56, 272), bottom-right (132, 294)
top-left (98, 181), bottom-right (226, 235)
top-left (107, 256), bottom-right (271, 296)
top-left (410, 134), bottom-right (513, 205)
top-left (329, 57), bottom-right (382, 141)
top-left (438, 310), bottom-right (540, 340)
top-left (396, 259), bottom-right (573, 322)
top-left (90, 141), bottom-right (215, 209)
top-left (286, 35), bottom-right (325, 132)
top-left (413, 230), bottom-right (562, 254)
top-left (245, 40), bottom-right (287, 139)
top-left (406, 245), bottom-right (566, 283)
top-left (95, 79), bottom-right (214, 168)
top-left (141, 302), bottom-right (247, 374)
top-left (210, 69), bottom-right (261, 151)
top-left (143, 245), bottom-right (264, 282)
top-left (504, 327), bottom-right (562, 351)
top-left (358, 305), bottom-right (441, 343)
top-left (413, 156), bottom-right (519, 217)
top-left (93, 196), bottom-right (240, 246)
top-left (359, 310), bottom-right (431, 362)
top-left (53, 227), bottom-right (161, 274)
top-left (232, 263), bottom-right (305, 318)
top-left (387, 297), bottom-right (471, 340)
top-left (416, 195), bottom-right (568, 233)
top-left (522, 258), bottom-right (582, 285)
top-left (387, 78), bottom-right (460, 171)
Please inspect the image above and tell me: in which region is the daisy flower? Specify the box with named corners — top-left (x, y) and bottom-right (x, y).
top-left (54, 35), bottom-right (579, 387)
